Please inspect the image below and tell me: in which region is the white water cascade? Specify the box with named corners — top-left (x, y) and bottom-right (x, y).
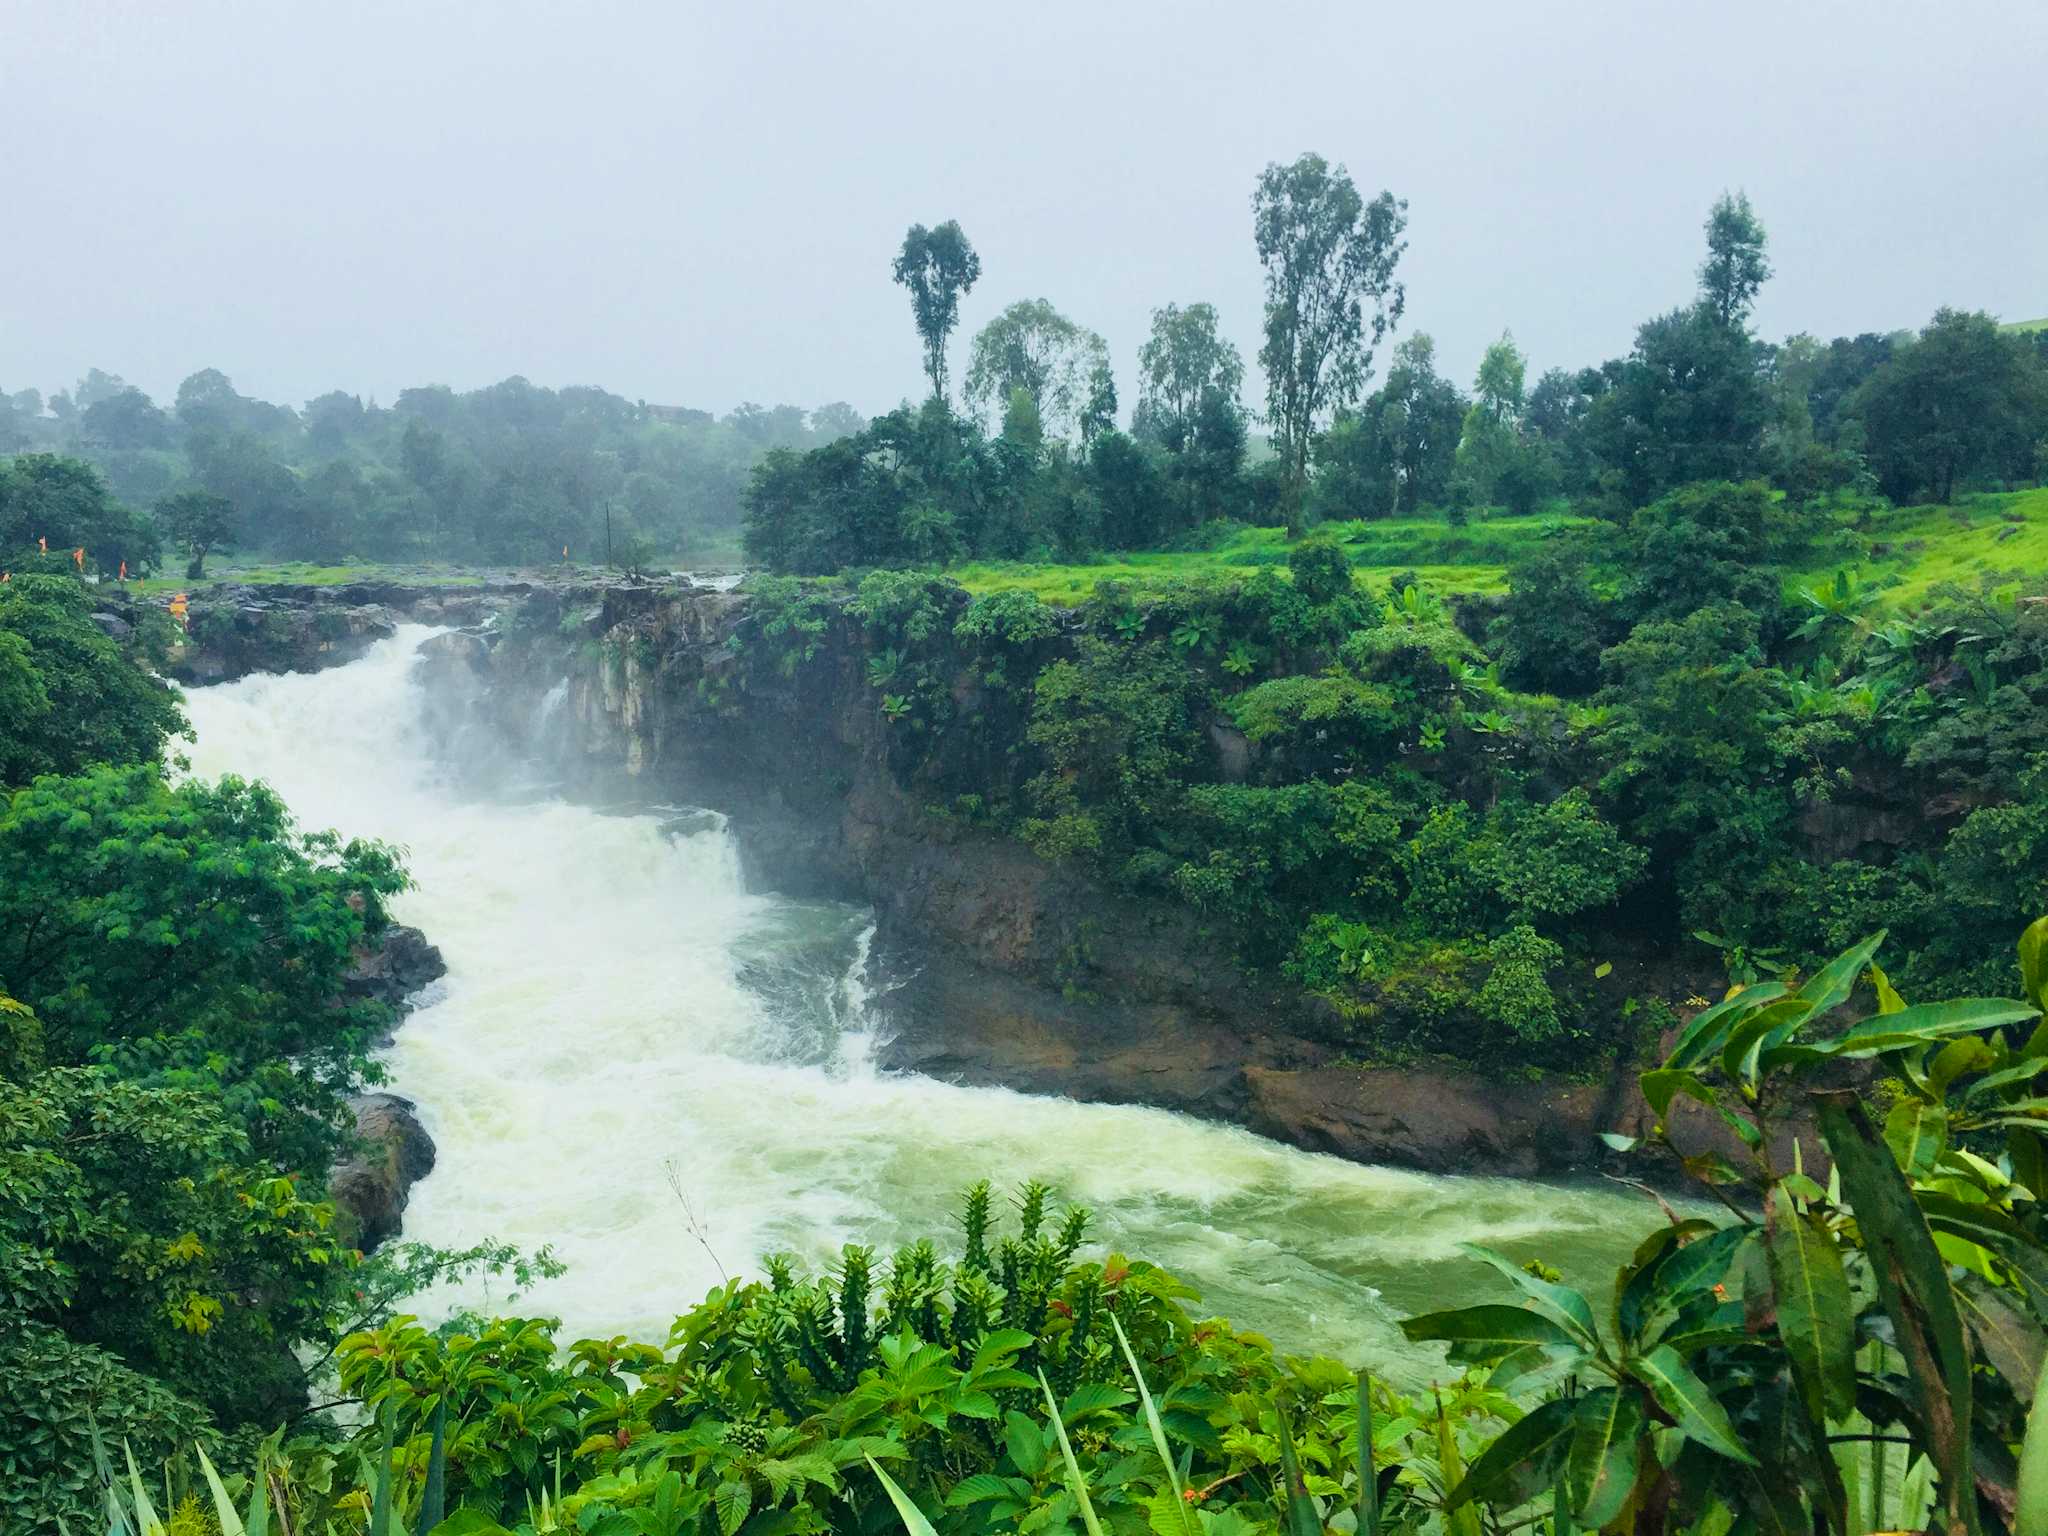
top-left (182, 626), bottom-right (1667, 1374)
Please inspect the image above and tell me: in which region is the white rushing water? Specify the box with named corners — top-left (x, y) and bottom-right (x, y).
top-left (182, 626), bottom-right (1668, 1375)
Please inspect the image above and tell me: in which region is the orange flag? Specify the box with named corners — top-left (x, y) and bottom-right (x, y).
top-left (120, 561), bottom-right (128, 581)
top-left (73, 547), bottom-right (85, 571)
top-left (38, 536), bottom-right (47, 555)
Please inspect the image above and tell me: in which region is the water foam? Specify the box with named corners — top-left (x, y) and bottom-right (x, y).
top-left (180, 626), bottom-right (1669, 1372)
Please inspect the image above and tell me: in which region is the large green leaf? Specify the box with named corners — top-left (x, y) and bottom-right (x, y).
top-left (1457, 1244), bottom-right (1598, 1345)
top-left (2021, 917), bottom-right (2048, 1014)
top-left (1400, 1304), bottom-right (1583, 1352)
top-left (1964, 1057), bottom-right (2048, 1104)
top-left (2018, 1353), bottom-right (2048, 1536)
top-left (1822, 999), bottom-right (2040, 1060)
top-left (1764, 1185), bottom-right (1856, 1423)
top-left (1355, 1371), bottom-right (1377, 1536)
top-left (864, 1456), bottom-right (940, 1536)
top-left (1667, 982), bottom-right (1789, 1069)
top-left (1816, 1090), bottom-right (1979, 1536)
top-left (1721, 998), bottom-right (1818, 1085)
top-left (1617, 1224), bottom-right (1745, 1348)
top-left (1885, 1099), bottom-right (1950, 1176)
top-left (1564, 1388), bottom-right (1644, 1528)
top-left (415, 1398), bottom-right (448, 1536)
top-left (1630, 1345), bottom-right (1755, 1465)
top-left (1038, 1368), bottom-right (1108, 1536)
top-left (1796, 931), bottom-right (1887, 1017)
top-left (196, 1445), bottom-right (246, 1536)
top-left (1640, 1067), bottom-right (1711, 1121)
top-left (1917, 1194), bottom-right (2048, 1317)
top-left (369, 1401), bottom-right (396, 1536)
top-left (1435, 1394), bottom-right (1482, 1536)
top-left (1445, 1398), bottom-right (1576, 1511)
top-left (1277, 1405), bottom-right (1323, 1536)
top-left (1959, 1275), bottom-right (2048, 1404)
top-left (1003, 1410), bottom-right (1046, 1476)
top-left (1110, 1315), bottom-right (1195, 1536)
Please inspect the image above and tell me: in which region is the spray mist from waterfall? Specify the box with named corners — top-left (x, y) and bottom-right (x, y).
top-left (180, 626), bottom-right (1665, 1372)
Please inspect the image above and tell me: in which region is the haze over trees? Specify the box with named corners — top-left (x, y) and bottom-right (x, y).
top-left (2, 375), bottom-right (865, 572)
top-left (7, 167), bottom-right (2045, 582)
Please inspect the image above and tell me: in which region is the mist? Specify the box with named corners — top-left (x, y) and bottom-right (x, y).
top-left (4, 0), bottom-right (2043, 415)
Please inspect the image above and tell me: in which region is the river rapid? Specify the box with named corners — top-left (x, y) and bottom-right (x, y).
top-left (181, 625), bottom-right (1669, 1377)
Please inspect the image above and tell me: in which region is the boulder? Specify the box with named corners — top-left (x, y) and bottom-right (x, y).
top-left (343, 924), bottom-right (447, 1017)
top-left (330, 1093), bottom-right (436, 1251)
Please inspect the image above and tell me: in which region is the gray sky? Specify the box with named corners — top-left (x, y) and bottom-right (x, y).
top-left (5, 0), bottom-right (2044, 419)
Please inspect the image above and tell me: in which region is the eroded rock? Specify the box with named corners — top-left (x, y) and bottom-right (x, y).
top-left (343, 924), bottom-right (447, 1018)
top-left (331, 1093), bottom-right (436, 1252)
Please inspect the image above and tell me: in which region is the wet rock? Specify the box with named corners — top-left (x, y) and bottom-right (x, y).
top-left (330, 1093), bottom-right (436, 1251)
top-left (343, 924), bottom-right (447, 1018)
top-left (659, 808), bottom-right (727, 839)
top-left (1241, 1065), bottom-right (1609, 1176)
top-left (91, 610), bottom-right (133, 642)
top-left (417, 629), bottom-right (491, 674)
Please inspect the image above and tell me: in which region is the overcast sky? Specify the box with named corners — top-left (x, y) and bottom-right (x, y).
top-left (5, 0), bottom-right (2044, 420)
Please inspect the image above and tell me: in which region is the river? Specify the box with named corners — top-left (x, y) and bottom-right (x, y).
top-left (181, 624), bottom-right (1672, 1377)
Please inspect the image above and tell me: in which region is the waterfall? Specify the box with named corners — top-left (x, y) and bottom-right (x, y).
top-left (180, 626), bottom-right (1666, 1373)
top-left (533, 678), bottom-right (570, 741)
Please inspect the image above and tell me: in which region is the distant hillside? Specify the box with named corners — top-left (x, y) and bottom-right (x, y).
top-left (2004, 316), bottom-right (2047, 333)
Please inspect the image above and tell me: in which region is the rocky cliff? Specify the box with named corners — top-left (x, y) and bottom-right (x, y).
top-left (379, 577), bottom-right (1751, 1179)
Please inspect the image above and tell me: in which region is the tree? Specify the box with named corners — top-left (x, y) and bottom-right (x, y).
top-left (1491, 535), bottom-right (1613, 694)
top-left (188, 428), bottom-right (302, 553)
top-left (1455, 331), bottom-right (1531, 510)
top-left (963, 298), bottom-right (1110, 439)
top-left (0, 763), bottom-right (406, 1168)
top-left (1134, 302), bottom-right (1244, 451)
top-left (809, 401), bottom-right (867, 440)
top-left (1251, 153), bottom-right (1409, 534)
top-left (1620, 479), bottom-right (1780, 625)
top-left (1852, 307), bottom-right (2048, 502)
top-left (1584, 305), bottom-right (1772, 508)
top-left (1079, 362), bottom-right (1118, 447)
top-left (1311, 334), bottom-right (1466, 519)
top-left (303, 389), bottom-right (369, 453)
top-left (892, 220), bottom-right (982, 403)
top-left (0, 454), bottom-right (159, 576)
top-left (1699, 190), bottom-right (1772, 328)
top-left (71, 368), bottom-right (130, 411)
top-left (153, 488), bottom-right (236, 577)
top-left (0, 1058), bottom-right (355, 1427)
top-left (79, 387), bottom-right (173, 453)
top-left (0, 574), bottom-right (185, 787)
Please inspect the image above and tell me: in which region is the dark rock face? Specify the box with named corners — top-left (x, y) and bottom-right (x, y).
top-left (129, 576), bottom-right (549, 685)
top-left (166, 588), bottom-right (400, 683)
top-left (332, 925), bottom-right (447, 1246)
top-left (331, 1093), bottom-right (436, 1251)
top-left (343, 924), bottom-right (448, 1019)
top-left (407, 583), bottom-right (1687, 1182)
